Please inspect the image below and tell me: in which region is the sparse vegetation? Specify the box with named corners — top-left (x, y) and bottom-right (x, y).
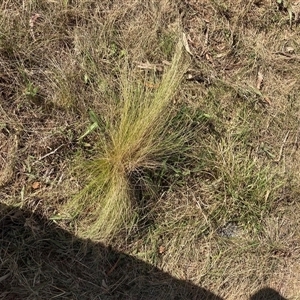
top-left (1, 0), bottom-right (300, 299)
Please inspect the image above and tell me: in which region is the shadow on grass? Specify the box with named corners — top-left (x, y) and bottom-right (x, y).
top-left (250, 287), bottom-right (287, 300)
top-left (0, 202), bottom-right (220, 299)
top-left (0, 202), bottom-right (287, 300)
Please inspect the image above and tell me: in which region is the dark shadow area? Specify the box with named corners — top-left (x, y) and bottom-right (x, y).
top-left (0, 203), bottom-right (288, 300)
top-left (0, 202), bottom-right (221, 300)
top-left (250, 287), bottom-right (287, 300)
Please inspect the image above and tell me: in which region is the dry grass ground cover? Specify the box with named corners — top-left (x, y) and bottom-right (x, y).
top-left (1, 0), bottom-right (300, 299)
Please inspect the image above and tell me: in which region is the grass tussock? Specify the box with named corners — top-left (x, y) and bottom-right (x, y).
top-left (2, 0), bottom-right (300, 298)
top-left (66, 41), bottom-right (190, 240)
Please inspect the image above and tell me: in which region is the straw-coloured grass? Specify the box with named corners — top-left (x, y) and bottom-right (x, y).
top-left (2, 0), bottom-right (300, 298)
top-left (65, 41), bottom-right (190, 240)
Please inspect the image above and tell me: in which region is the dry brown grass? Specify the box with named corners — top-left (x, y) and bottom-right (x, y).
top-left (1, 0), bottom-right (300, 299)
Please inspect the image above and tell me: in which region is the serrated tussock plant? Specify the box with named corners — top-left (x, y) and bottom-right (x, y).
top-left (66, 41), bottom-right (190, 241)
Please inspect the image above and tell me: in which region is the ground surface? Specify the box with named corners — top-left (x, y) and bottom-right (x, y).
top-left (1, 0), bottom-right (300, 299)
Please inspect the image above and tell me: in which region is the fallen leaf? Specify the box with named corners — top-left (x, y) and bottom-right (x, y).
top-left (158, 245), bottom-right (166, 254)
top-left (162, 60), bottom-right (171, 66)
top-left (205, 53), bottom-right (213, 62)
top-left (182, 32), bottom-right (193, 55)
top-left (32, 181), bottom-right (41, 189)
top-left (102, 279), bottom-right (109, 289)
top-left (256, 71), bottom-right (264, 90)
top-left (263, 96), bottom-right (272, 105)
top-left (29, 13), bottom-right (41, 28)
top-left (285, 46), bottom-right (295, 53)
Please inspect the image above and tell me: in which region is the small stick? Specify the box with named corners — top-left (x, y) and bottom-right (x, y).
top-left (106, 256), bottom-right (121, 276)
top-left (274, 131), bottom-right (290, 163)
top-left (33, 144), bottom-right (65, 165)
